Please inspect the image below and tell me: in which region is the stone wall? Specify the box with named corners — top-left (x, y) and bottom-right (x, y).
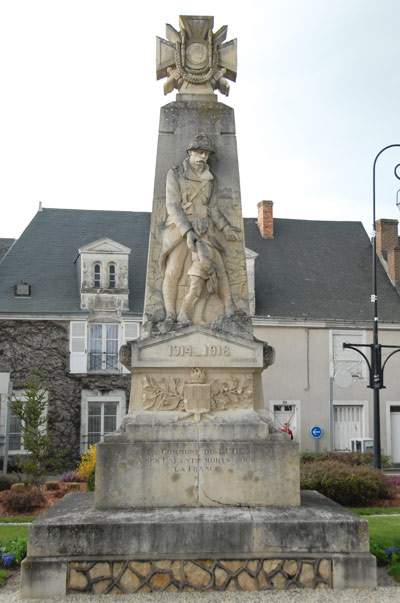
top-left (0, 320), bottom-right (131, 467)
top-left (68, 558), bottom-right (331, 593)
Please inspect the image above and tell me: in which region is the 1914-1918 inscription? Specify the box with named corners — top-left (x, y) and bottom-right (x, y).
top-left (168, 344), bottom-right (230, 357)
top-left (137, 446), bottom-right (251, 472)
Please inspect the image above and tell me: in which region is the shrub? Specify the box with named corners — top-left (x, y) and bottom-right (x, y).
top-left (300, 451), bottom-right (390, 467)
top-left (11, 483), bottom-right (25, 493)
top-left (300, 461), bottom-right (396, 506)
top-left (44, 481), bottom-right (59, 491)
top-left (10, 371), bottom-right (68, 487)
top-left (59, 471), bottom-right (85, 484)
top-left (64, 483), bottom-right (81, 492)
top-left (388, 475), bottom-right (400, 487)
top-left (2, 487), bottom-right (45, 513)
top-left (87, 469), bottom-right (95, 492)
top-left (76, 445), bottom-right (96, 480)
top-left (0, 474), bottom-right (15, 492)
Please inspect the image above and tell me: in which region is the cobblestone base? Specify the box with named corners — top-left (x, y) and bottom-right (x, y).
top-left (68, 558), bottom-right (332, 594)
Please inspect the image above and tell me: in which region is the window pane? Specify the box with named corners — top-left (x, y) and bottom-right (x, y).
top-left (109, 265), bottom-right (116, 288)
top-left (9, 415), bottom-right (21, 451)
top-left (88, 402), bottom-right (101, 416)
top-left (87, 432), bottom-right (101, 446)
top-left (105, 402), bottom-right (117, 434)
top-left (106, 340), bottom-right (118, 355)
top-left (105, 325), bottom-right (118, 370)
top-left (87, 401), bottom-right (101, 446)
top-left (89, 354), bottom-right (102, 370)
top-left (89, 325), bottom-right (103, 370)
top-left (105, 353), bottom-right (118, 370)
top-left (90, 324), bottom-right (102, 341)
top-left (106, 325), bottom-right (118, 340)
top-left (94, 264), bottom-right (101, 287)
top-left (104, 403), bottom-right (117, 416)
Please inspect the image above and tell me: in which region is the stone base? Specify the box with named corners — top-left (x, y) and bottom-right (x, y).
top-left (21, 491), bottom-right (377, 597)
top-left (95, 410), bottom-right (300, 508)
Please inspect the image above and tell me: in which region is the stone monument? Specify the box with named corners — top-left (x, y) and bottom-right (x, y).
top-left (20, 16), bottom-right (377, 596)
top-left (94, 14), bottom-right (298, 509)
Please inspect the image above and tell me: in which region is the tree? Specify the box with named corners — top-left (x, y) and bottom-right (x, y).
top-left (10, 370), bottom-right (66, 488)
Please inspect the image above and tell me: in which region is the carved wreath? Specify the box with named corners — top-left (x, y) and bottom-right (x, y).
top-left (142, 374), bottom-right (252, 411)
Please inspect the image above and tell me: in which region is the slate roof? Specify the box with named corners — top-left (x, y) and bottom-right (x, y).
top-left (0, 239), bottom-right (15, 261)
top-left (243, 217), bottom-right (400, 323)
top-left (0, 208), bottom-right (399, 323)
top-left (0, 209), bottom-right (150, 315)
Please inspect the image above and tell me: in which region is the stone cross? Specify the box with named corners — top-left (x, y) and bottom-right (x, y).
top-left (156, 15), bottom-right (237, 96)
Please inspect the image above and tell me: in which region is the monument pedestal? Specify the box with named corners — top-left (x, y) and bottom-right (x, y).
top-left (95, 410), bottom-right (299, 508)
top-left (95, 326), bottom-right (294, 509)
top-left (21, 491), bottom-right (377, 597)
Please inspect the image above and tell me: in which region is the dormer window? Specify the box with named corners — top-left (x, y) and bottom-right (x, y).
top-left (94, 264), bottom-right (101, 288)
top-left (77, 237), bottom-right (131, 311)
top-left (108, 264), bottom-right (116, 289)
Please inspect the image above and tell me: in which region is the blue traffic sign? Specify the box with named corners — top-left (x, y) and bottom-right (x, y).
top-left (310, 426), bottom-right (323, 439)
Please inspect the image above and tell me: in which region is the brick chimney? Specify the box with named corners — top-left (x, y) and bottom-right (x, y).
top-left (257, 200), bottom-right (274, 238)
top-left (388, 247), bottom-right (400, 288)
top-left (376, 219), bottom-right (400, 290)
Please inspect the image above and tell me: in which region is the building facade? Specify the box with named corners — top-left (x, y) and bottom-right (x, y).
top-left (0, 205), bottom-right (399, 465)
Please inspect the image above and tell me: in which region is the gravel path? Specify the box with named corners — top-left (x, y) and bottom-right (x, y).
top-left (1, 568), bottom-right (399, 603)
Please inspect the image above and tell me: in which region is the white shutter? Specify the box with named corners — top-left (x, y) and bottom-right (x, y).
top-left (123, 321), bottom-right (140, 341)
top-left (332, 331), bottom-right (363, 378)
top-left (69, 321), bottom-right (88, 373)
top-left (334, 405), bottom-right (363, 450)
top-left (120, 321), bottom-right (140, 374)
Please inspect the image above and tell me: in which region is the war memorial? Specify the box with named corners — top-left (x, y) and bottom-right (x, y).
top-left (21, 15), bottom-right (377, 596)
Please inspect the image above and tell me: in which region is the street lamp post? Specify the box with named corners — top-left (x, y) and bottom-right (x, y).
top-left (343, 144), bottom-right (400, 469)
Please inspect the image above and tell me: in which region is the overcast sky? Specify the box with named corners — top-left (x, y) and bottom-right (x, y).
top-left (1, 0), bottom-right (400, 239)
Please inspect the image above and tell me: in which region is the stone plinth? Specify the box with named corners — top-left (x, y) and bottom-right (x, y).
top-left (95, 410), bottom-right (299, 508)
top-left (21, 491), bottom-right (377, 597)
top-left (100, 326), bottom-right (287, 509)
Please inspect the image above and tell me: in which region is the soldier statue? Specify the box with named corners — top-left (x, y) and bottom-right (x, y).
top-left (159, 133), bottom-right (240, 328)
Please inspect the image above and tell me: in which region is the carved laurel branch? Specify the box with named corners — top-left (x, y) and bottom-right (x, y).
top-left (142, 374), bottom-right (252, 411)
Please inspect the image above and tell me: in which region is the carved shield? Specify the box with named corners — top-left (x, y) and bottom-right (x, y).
top-left (183, 383), bottom-right (211, 414)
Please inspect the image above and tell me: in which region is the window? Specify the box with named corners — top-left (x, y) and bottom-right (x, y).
top-left (87, 400), bottom-right (118, 446)
top-left (330, 330), bottom-right (365, 379)
top-left (89, 324), bottom-right (119, 371)
top-left (94, 263), bottom-right (101, 288)
top-left (1, 392), bottom-right (47, 454)
top-left (80, 391), bottom-right (125, 451)
top-left (9, 412), bottom-right (22, 451)
top-left (108, 264), bottom-right (116, 288)
top-left (270, 400), bottom-right (300, 443)
top-left (69, 320), bottom-right (140, 374)
top-left (14, 282), bottom-right (31, 297)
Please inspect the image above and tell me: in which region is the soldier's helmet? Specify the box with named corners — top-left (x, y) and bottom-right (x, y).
top-left (187, 133), bottom-right (215, 154)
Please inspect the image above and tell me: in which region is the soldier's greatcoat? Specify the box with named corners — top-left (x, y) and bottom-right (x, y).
top-left (160, 158), bottom-right (229, 277)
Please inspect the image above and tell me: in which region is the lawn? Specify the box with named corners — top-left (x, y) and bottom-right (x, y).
top-left (366, 516), bottom-right (400, 549)
top-left (0, 525), bottom-right (29, 542)
top-left (0, 517), bottom-right (35, 524)
top-left (348, 507), bottom-right (400, 516)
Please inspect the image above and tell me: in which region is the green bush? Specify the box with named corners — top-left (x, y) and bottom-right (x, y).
top-left (300, 461), bottom-right (396, 506)
top-left (0, 474), bottom-right (14, 492)
top-left (300, 451), bottom-right (390, 467)
top-left (0, 535), bottom-right (28, 567)
top-left (87, 469), bottom-right (95, 492)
